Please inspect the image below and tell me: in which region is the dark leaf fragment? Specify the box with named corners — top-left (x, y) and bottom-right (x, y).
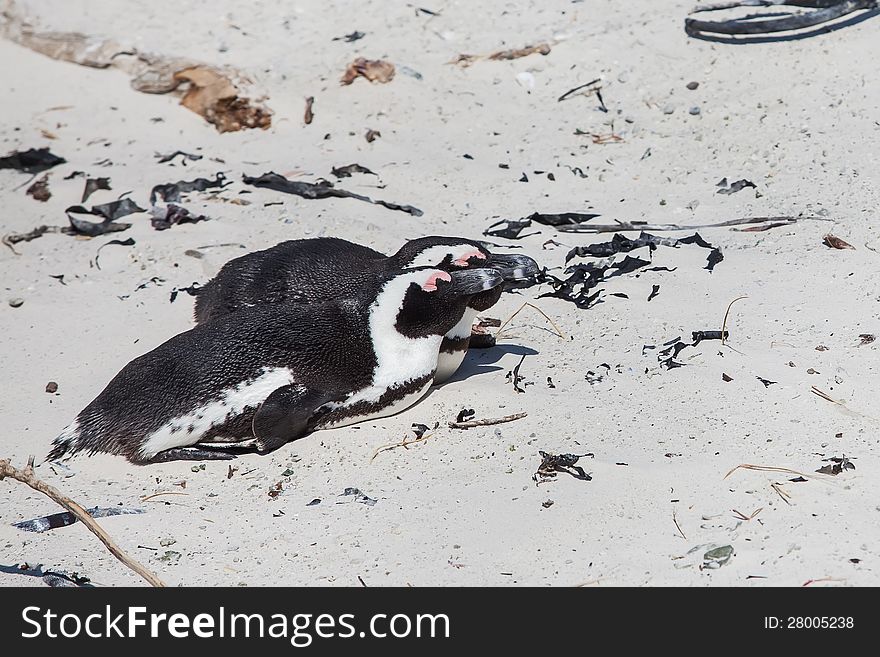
top-left (716, 178), bottom-right (757, 195)
top-left (0, 147), bottom-right (66, 174)
top-left (149, 172), bottom-right (229, 204)
top-left (533, 451), bottom-right (593, 484)
top-left (150, 204), bottom-right (209, 231)
top-left (243, 171), bottom-right (422, 216)
top-left (82, 177), bottom-right (111, 202)
top-left (331, 163), bottom-right (377, 178)
top-left (26, 174), bottom-right (51, 202)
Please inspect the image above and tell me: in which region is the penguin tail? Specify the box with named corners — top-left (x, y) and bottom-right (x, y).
top-left (46, 420), bottom-right (80, 462)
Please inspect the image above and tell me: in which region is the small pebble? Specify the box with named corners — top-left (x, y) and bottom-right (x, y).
top-left (663, 105), bottom-right (675, 115)
top-left (45, 381), bottom-right (58, 393)
top-left (686, 81), bottom-right (700, 90)
top-left (689, 106), bottom-right (701, 116)
top-left (159, 537), bottom-right (176, 547)
top-left (8, 298), bottom-right (24, 308)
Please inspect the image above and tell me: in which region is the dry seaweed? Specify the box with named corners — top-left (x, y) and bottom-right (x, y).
top-left (533, 451), bottom-right (593, 484)
top-left (506, 355), bottom-right (528, 393)
top-left (341, 58), bottom-right (395, 84)
top-left (149, 172), bottom-right (229, 204)
top-left (823, 234), bottom-right (855, 250)
top-left (156, 151), bottom-right (202, 165)
top-left (337, 487), bottom-right (377, 506)
top-left (66, 198), bottom-right (146, 236)
top-left (304, 96), bottom-right (315, 125)
top-left (173, 65), bottom-right (272, 133)
top-left (453, 43), bottom-right (552, 67)
top-left (82, 177), bottom-right (111, 202)
top-left (0, 147), bottom-right (65, 174)
top-left (331, 163), bottom-right (377, 178)
top-left (13, 506), bottom-right (144, 533)
top-left (816, 455), bottom-right (855, 475)
top-left (150, 204), bottom-right (209, 231)
top-left (716, 178), bottom-right (756, 195)
top-left (94, 237), bottom-right (135, 270)
top-left (645, 330), bottom-right (728, 369)
top-left (243, 172), bottom-right (422, 216)
top-left (565, 232), bottom-right (722, 271)
top-left (169, 282), bottom-right (202, 303)
top-left (686, 1), bottom-right (878, 39)
top-left (26, 174), bottom-right (51, 201)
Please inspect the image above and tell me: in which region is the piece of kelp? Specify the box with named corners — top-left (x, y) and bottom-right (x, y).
top-left (533, 451), bottom-right (593, 484)
top-left (82, 177), bottom-right (111, 203)
top-left (156, 150), bottom-right (203, 164)
top-left (645, 330), bottom-right (729, 369)
top-left (0, 147), bottom-right (66, 174)
top-left (331, 163), bottom-right (377, 178)
top-left (169, 282), bottom-right (202, 303)
top-left (816, 455), bottom-right (855, 476)
top-left (528, 212), bottom-right (600, 227)
top-left (150, 204), bottom-right (209, 231)
top-left (565, 231), bottom-right (723, 271)
top-left (716, 178), bottom-right (756, 195)
top-left (150, 172), bottom-right (229, 204)
top-left (65, 198), bottom-right (146, 236)
top-left (12, 506), bottom-right (145, 533)
top-left (243, 172), bottom-right (423, 216)
top-left (484, 218), bottom-right (540, 240)
top-left (94, 237), bottom-right (135, 270)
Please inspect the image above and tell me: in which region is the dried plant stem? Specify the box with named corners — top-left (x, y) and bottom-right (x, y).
top-left (721, 296), bottom-right (748, 345)
top-left (370, 433), bottom-right (434, 462)
top-left (0, 455), bottom-right (165, 587)
top-left (496, 302), bottom-right (567, 340)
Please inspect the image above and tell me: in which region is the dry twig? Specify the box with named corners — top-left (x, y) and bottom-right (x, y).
top-left (448, 412), bottom-right (528, 429)
top-left (0, 455), bottom-right (165, 587)
top-left (496, 302), bottom-right (567, 340)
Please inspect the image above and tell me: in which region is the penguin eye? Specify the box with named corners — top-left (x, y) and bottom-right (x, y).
top-left (451, 249), bottom-right (487, 267)
top-left (421, 271), bottom-right (452, 292)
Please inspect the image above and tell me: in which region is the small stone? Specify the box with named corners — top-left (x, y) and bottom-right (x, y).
top-left (45, 381), bottom-right (58, 393)
top-left (159, 537), bottom-right (176, 547)
top-left (191, 465), bottom-right (200, 473)
top-left (281, 468), bottom-right (296, 477)
top-left (663, 105), bottom-right (675, 115)
top-left (686, 81), bottom-right (699, 90)
top-left (306, 498), bottom-right (321, 506)
top-left (689, 106), bottom-right (701, 116)
top-left (8, 298), bottom-right (24, 308)
top-left (542, 499), bottom-right (554, 508)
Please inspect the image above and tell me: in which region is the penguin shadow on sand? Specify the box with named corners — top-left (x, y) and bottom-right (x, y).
top-left (438, 343), bottom-right (539, 387)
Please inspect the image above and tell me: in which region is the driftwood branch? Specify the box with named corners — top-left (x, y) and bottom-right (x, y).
top-left (0, 456), bottom-right (166, 587)
top-left (448, 412), bottom-right (528, 429)
top-left (686, 0), bottom-right (877, 36)
top-left (556, 215), bottom-right (826, 234)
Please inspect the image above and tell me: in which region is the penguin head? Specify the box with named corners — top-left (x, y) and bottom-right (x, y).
top-left (369, 267), bottom-right (504, 339)
top-left (393, 236), bottom-right (491, 271)
top-left (392, 236), bottom-right (540, 312)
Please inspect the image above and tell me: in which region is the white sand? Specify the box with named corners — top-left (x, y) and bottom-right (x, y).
top-left (1, 0), bottom-right (878, 587)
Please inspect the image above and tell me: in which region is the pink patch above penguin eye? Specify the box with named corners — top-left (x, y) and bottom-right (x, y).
top-left (421, 271), bottom-right (452, 292)
top-left (453, 250), bottom-right (487, 267)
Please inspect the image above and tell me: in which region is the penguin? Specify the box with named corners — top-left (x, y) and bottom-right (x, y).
top-left (193, 236), bottom-right (539, 383)
top-left (47, 267), bottom-right (504, 465)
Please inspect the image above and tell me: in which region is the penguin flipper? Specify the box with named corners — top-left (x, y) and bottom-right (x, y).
top-left (252, 385), bottom-right (329, 453)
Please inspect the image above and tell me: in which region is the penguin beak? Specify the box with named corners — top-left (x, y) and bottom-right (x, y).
top-left (487, 254), bottom-right (540, 281)
top-left (447, 268), bottom-right (504, 295)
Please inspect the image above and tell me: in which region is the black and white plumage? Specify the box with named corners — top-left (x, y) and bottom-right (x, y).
top-left (48, 267), bottom-right (504, 465)
top-left (193, 236), bottom-right (539, 382)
